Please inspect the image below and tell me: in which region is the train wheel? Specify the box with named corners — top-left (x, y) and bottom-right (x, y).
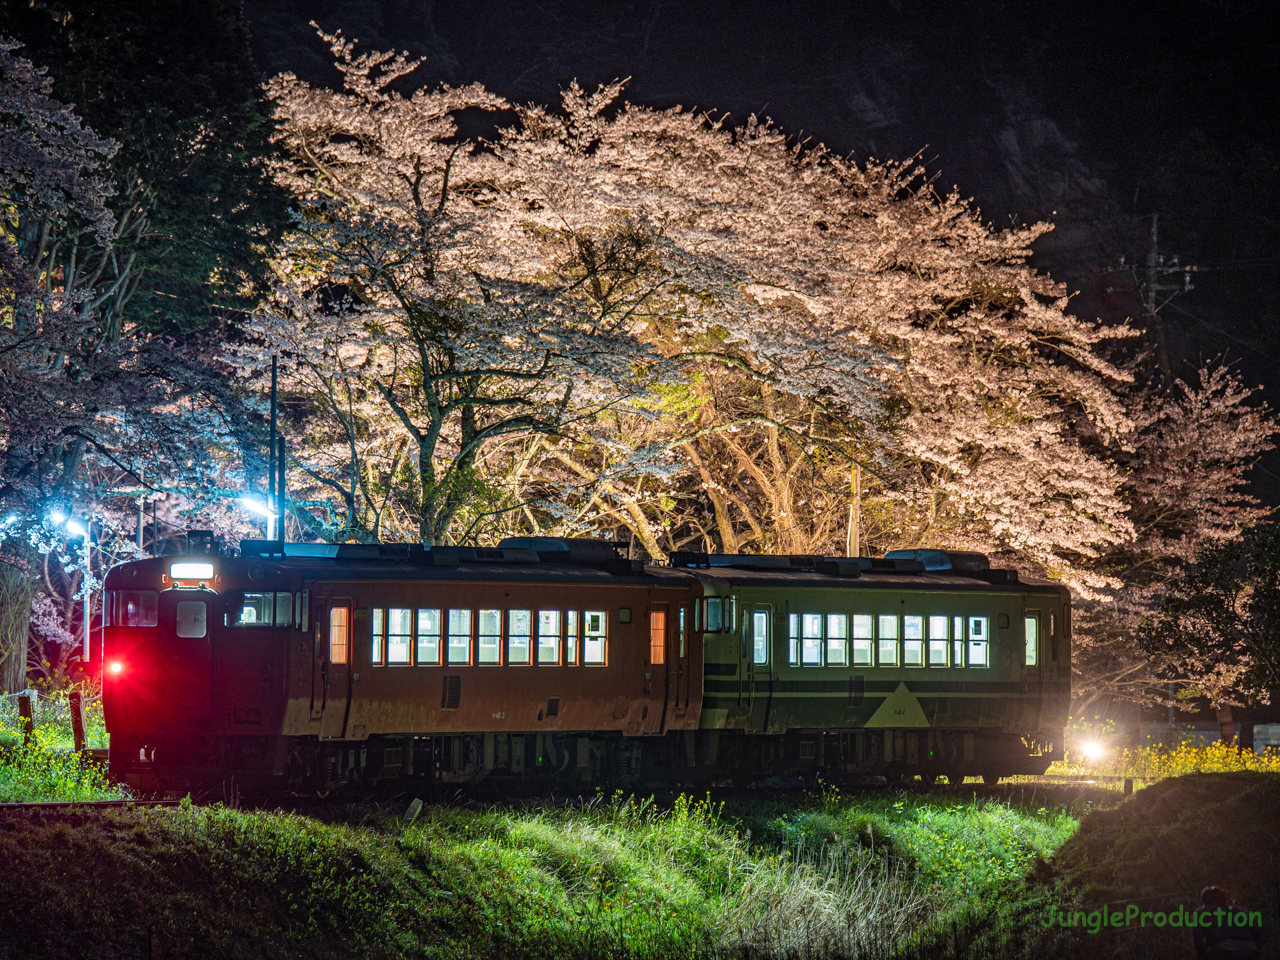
top-left (920, 773), bottom-right (938, 787)
top-left (982, 773), bottom-right (1000, 786)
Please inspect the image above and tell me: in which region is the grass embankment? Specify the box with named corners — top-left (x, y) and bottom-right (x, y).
top-left (910, 772), bottom-right (1280, 960)
top-left (0, 786), bottom-right (1091, 960)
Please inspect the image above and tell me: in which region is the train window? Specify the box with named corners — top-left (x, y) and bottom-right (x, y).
top-left (508, 610), bottom-right (532, 664)
top-left (538, 610), bottom-right (560, 664)
top-left (372, 608), bottom-right (385, 665)
top-left (228, 592), bottom-right (274, 628)
top-left (300, 590), bottom-right (310, 633)
top-left (274, 592), bottom-right (292, 628)
top-left (727, 597), bottom-right (737, 633)
top-left (968, 616), bottom-right (989, 667)
top-left (110, 590), bottom-right (158, 628)
top-left (175, 600), bottom-right (207, 638)
top-left (650, 609), bottom-right (667, 664)
top-left (566, 611), bottom-right (579, 665)
top-left (877, 615), bottom-right (899, 666)
top-left (447, 609), bottom-right (472, 664)
top-left (852, 614), bottom-right (873, 665)
top-left (584, 610), bottom-right (607, 664)
top-left (329, 606), bottom-right (350, 664)
top-left (903, 616), bottom-right (924, 666)
top-left (679, 607), bottom-right (687, 657)
top-left (801, 613), bottom-right (822, 665)
top-left (417, 609), bottom-right (442, 665)
top-left (478, 609), bottom-right (502, 664)
top-left (826, 614), bottom-right (847, 666)
top-left (1024, 616), bottom-right (1038, 666)
top-left (704, 598), bottom-right (723, 633)
top-left (788, 613), bottom-right (799, 665)
top-left (753, 610), bottom-right (769, 665)
top-left (928, 616), bottom-right (948, 666)
top-left (953, 616), bottom-right (964, 667)
top-left (388, 608), bottom-right (412, 664)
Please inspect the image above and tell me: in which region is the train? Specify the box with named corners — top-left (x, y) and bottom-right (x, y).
top-left (100, 534), bottom-right (1069, 796)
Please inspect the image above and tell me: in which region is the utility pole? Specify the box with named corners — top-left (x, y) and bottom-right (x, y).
top-left (846, 462), bottom-right (861, 558)
top-left (268, 355), bottom-right (278, 541)
top-left (1116, 213), bottom-right (1197, 386)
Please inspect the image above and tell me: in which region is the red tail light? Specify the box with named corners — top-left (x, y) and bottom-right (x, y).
top-left (108, 661), bottom-right (124, 675)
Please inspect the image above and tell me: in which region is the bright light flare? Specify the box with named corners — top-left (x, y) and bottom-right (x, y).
top-left (1, 515), bottom-right (16, 527)
top-left (1080, 741), bottom-right (1107, 762)
top-left (108, 661), bottom-right (123, 675)
top-left (49, 509), bottom-right (66, 525)
top-left (240, 497), bottom-right (278, 519)
top-left (65, 519), bottom-right (88, 538)
top-left (171, 561), bottom-right (214, 580)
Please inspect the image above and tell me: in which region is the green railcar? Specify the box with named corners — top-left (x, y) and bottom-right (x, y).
top-left (674, 549), bottom-right (1068, 784)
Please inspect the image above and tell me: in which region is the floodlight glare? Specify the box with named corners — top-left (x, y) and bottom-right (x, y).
top-left (65, 519), bottom-right (88, 538)
top-left (1, 515), bottom-right (16, 527)
top-left (50, 509), bottom-right (66, 525)
top-left (240, 498), bottom-right (278, 519)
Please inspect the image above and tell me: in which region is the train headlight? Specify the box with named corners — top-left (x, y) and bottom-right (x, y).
top-left (1080, 741), bottom-right (1106, 761)
top-left (170, 561), bottom-right (214, 580)
top-left (108, 661), bottom-right (124, 675)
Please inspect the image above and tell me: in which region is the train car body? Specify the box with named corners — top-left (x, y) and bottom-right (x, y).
top-left (101, 537), bottom-right (1067, 796)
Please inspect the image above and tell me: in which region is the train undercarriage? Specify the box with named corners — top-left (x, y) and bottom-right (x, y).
top-left (109, 727), bottom-right (1058, 799)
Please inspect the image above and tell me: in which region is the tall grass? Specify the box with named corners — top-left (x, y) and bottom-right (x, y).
top-left (1048, 740), bottom-right (1280, 780)
top-left (0, 690), bottom-right (123, 801)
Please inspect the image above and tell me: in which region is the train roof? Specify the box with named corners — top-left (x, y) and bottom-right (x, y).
top-left (104, 536), bottom-right (1069, 599)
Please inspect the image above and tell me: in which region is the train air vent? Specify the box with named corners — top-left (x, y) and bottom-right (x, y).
top-left (818, 559), bottom-right (862, 577)
top-left (441, 676), bottom-right (461, 710)
top-left (882, 549), bottom-right (991, 573)
top-left (667, 550), bottom-right (710, 567)
top-left (546, 697), bottom-right (560, 718)
top-left (707, 554), bottom-right (821, 571)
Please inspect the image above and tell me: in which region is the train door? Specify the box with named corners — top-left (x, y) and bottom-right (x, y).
top-left (158, 590), bottom-right (214, 728)
top-left (746, 604), bottom-right (773, 732)
top-left (319, 598), bottom-right (353, 739)
top-left (1024, 608), bottom-right (1043, 726)
top-left (648, 603), bottom-right (671, 731)
top-left (675, 604), bottom-right (692, 716)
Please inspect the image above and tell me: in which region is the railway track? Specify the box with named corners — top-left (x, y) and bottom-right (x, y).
top-left (0, 799), bottom-right (183, 810)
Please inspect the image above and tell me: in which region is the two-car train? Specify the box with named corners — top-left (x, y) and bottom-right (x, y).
top-left (101, 535), bottom-right (1068, 796)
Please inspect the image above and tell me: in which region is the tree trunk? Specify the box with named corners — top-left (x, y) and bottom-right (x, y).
top-left (1216, 704), bottom-right (1236, 747)
top-left (0, 560), bottom-right (33, 694)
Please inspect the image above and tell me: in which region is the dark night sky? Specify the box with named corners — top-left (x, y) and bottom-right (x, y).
top-left (244, 0), bottom-right (1280, 489)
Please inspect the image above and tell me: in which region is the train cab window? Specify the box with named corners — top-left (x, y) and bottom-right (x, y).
top-left (877, 615), bottom-right (899, 666)
top-left (1024, 616), bottom-right (1038, 667)
top-left (110, 590), bottom-right (158, 627)
top-left (227, 592), bottom-right (291, 628)
top-left (175, 600), bottom-right (207, 639)
top-left (566, 611), bottom-right (580, 665)
top-left (928, 616), bottom-right (949, 666)
top-left (953, 616), bottom-right (965, 667)
top-left (788, 613), bottom-right (799, 665)
top-left (538, 610), bottom-right (561, 664)
top-left (679, 607), bottom-right (687, 657)
top-left (852, 614), bottom-right (873, 665)
top-left (508, 610), bottom-right (532, 664)
top-left (826, 614), bottom-right (847, 666)
top-left (417, 609), bottom-right (442, 665)
top-left (903, 616), bottom-right (924, 666)
top-left (704, 597), bottom-right (723, 633)
top-left (329, 606), bottom-right (350, 664)
top-left (388, 608), bottom-right (412, 664)
top-left (478, 609), bottom-right (502, 664)
top-left (649, 609), bottom-right (667, 665)
top-left (447, 609), bottom-right (472, 664)
top-left (583, 610), bottom-right (607, 664)
top-left (968, 616), bottom-right (989, 667)
top-left (752, 610), bottom-right (769, 665)
top-left (800, 614), bottom-right (822, 665)
top-left (372, 608), bottom-right (385, 664)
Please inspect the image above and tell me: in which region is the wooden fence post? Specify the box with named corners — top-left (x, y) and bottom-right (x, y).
top-left (16, 691), bottom-right (33, 748)
top-left (69, 689), bottom-right (87, 754)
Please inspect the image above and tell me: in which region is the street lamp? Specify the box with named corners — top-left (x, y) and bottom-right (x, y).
top-left (63, 516), bottom-right (92, 662)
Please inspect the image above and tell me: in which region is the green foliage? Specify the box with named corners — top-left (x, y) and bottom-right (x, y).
top-left (1142, 522), bottom-right (1280, 707)
top-left (0, 0), bottom-right (289, 333)
top-left (1049, 740), bottom-right (1280, 780)
top-left (0, 741), bottom-right (122, 802)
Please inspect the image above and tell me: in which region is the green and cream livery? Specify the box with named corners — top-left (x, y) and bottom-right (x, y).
top-left (672, 549), bottom-right (1068, 784)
